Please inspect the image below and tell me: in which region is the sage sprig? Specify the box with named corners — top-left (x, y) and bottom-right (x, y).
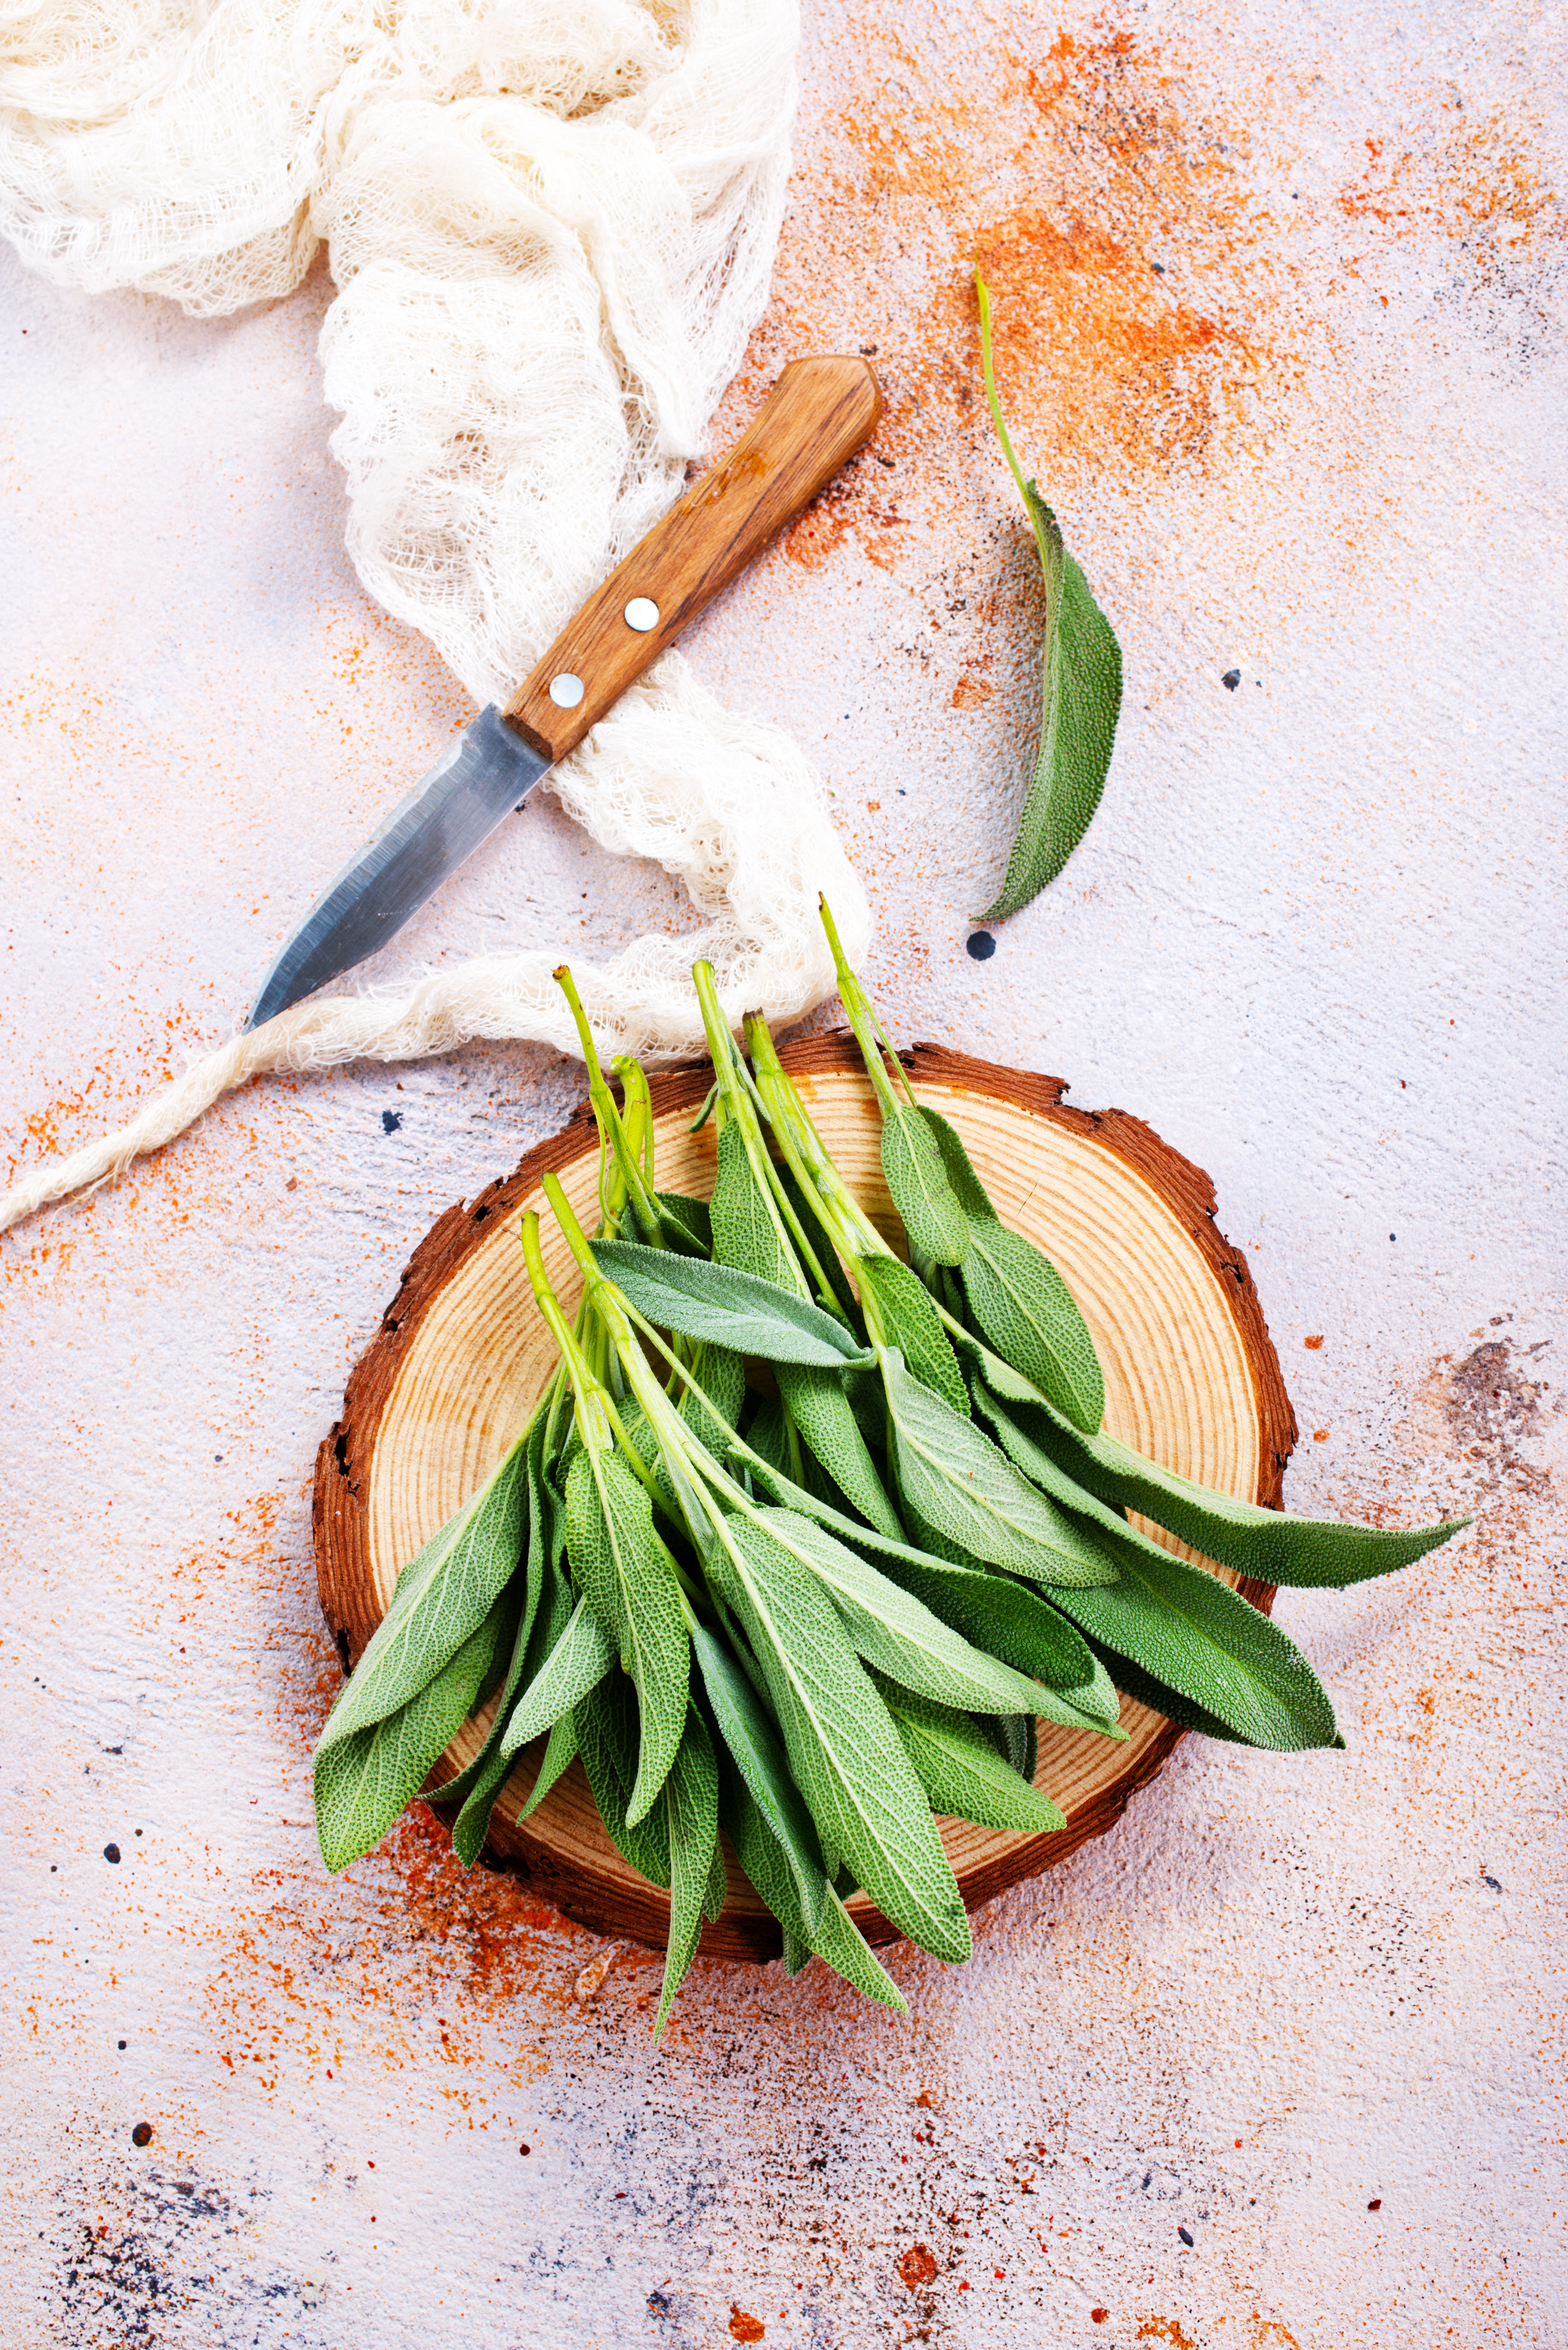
top-left (974, 270), bottom-right (1124, 923)
top-left (312, 904), bottom-right (1465, 2038)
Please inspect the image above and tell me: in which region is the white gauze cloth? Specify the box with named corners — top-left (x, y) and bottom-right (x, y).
top-left (0, 0), bottom-right (870, 1232)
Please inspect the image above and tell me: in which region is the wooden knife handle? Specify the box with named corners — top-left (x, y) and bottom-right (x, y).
top-left (502, 355), bottom-right (882, 762)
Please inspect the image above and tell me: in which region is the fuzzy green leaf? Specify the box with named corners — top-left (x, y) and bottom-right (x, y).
top-left (718, 1767), bottom-right (905, 2009)
top-left (882, 1349), bottom-right (1118, 1587)
top-left (316, 1433), bottom-right (528, 1757)
top-left (575, 1674), bottom-right (672, 1888)
top-left (777, 1360), bottom-right (906, 1541)
top-left (977, 483), bottom-right (1121, 921)
top-left (920, 1107), bottom-right (1103, 1432)
top-left (314, 1600), bottom-right (507, 1872)
top-left (751, 1506), bottom-right (1072, 1721)
top-left (592, 1238), bottom-right (871, 1369)
top-left (514, 1710), bottom-right (581, 1822)
top-left (877, 1679), bottom-right (1067, 1835)
top-left (498, 1594), bottom-right (616, 1762)
top-left (654, 1706), bottom-right (721, 2039)
top-left (1001, 1387), bottom-right (1467, 1589)
top-left (709, 1117), bottom-right (798, 1290)
top-left (565, 1449), bottom-right (689, 1823)
top-left (712, 1513), bottom-right (972, 1963)
top-left (880, 1106), bottom-right (969, 1268)
top-left (1051, 1531), bottom-right (1339, 1750)
top-left (855, 1253), bottom-right (969, 1415)
top-left (692, 1623), bottom-right (828, 1935)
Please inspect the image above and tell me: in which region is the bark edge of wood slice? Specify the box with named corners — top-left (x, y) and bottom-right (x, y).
top-left (314, 1035), bottom-right (1297, 1960)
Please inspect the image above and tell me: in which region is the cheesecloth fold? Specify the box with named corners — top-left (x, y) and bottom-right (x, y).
top-left (0, 0), bottom-right (870, 1231)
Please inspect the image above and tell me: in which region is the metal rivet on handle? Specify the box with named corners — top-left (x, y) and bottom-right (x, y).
top-left (624, 597), bottom-right (660, 632)
top-left (549, 673), bottom-right (584, 709)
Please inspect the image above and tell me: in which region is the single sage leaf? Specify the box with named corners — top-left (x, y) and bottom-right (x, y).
top-left (717, 1764), bottom-right (905, 2010)
top-left (709, 1116), bottom-right (800, 1292)
top-left (316, 1431), bottom-right (529, 1757)
top-left (654, 1706), bottom-right (721, 2039)
top-left (1051, 1530), bottom-right (1339, 1750)
top-left (498, 1595), bottom-right (616, 1761)
top-left (777, 1360), bottom-right (905, 1542)
top-left (314, 1600), bottom-right (506, 1873)
top-left (680, 1340), bottom-right (747, 1463)
top-left (692, 1622), bottom-right (827, 1935)
top-left (514, 1708), bottom-right (581, 1823)
top-left (713, 1512), bottom-right (972, 1965)
top-left (751, 1506), bottom-right (1069, 1720)
top-left (920, 1106), bottom-right (1103, 1433)
top-left (1004, 1387), bottom-right (1468, 1589)
top-left (564, 1449), bottom-right (689, 1825)
top-left (877, 1678), bottom-right (1066, 1836)
top-left (882, 1348), bottom-right (1118, 1588)
top-left (592, 1238), bottom-right (871, 1368)
top-left (855, 1253), bottom-right (969, 1416)
top-left (880, 1106), bottom-right (969, 1268)
top-left (575, 1674), bottom-right (672, 1888)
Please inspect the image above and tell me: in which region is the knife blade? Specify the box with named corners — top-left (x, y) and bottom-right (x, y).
top-left (245, 354), bottom-right (882, 1030)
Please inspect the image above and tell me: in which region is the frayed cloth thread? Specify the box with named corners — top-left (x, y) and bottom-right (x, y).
top-left (0, 0), bottom-right (871, 1232)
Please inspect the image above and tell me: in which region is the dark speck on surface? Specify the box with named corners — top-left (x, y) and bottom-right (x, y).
top-left (1484, 1875), bottom-right (1502, 1891)
top-left (118, 2039), bottom-right (127, 2050)
top-left (131, 2122), bottom-right (153, 2148)
top-left (1368, 2197), bottom-right (1382, 2211)
top-left (382, 1110), bottom-right (403, 1133)
top-left (1389, 1232), bottom-right (1396, 1242)
top-left (967, 931), bottom-right (996, 961)
top-left (104, 1844), bottom-right (121, 1864)
top-left (1178, 2227), bottom-right (1195, 2247)
top-left (1221, 670), bottom-right (1241, 691)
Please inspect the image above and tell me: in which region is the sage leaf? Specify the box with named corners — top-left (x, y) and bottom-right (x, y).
top-left (728, 1416), bottom-right (1120, 1720)
top-left (575, 1674), bottom-right (672, 1887)
top-left (855, 1253), bottom-right (969, 1415)
top-left (751, 1506), bottom-right (1072, 1720)
top-left (882, 1349), bottom-right (1118, 1588)
top-left (709, 1117), bottom-right (798, 1291)
top-left (777, 1360), bottom-right (906, 1541)
top-left (920, 1107), bottom-right (1104, 1433)
top-left (315, 1600), bottom-right (507, 1872)
top-left (514, 1709), bottom-right (581, 1822)
top-left (316, 1431), bottom-right (528, 1757)
top-left (656, 1189), bottom-right (712, 1255)
top-left (565, 1449), bottom-right (689, 1824)
top-left (877, 1679), bottom-right (1067, 1835)
top-left (718, 1765), bottom-right (905, 2010)
top-left (655, 1706), bottom-right (721, 2039)
top-left (975, 274), bottom-right (1121, 921)
top-left (499, 1595), bottom-right (616, 1761)
top-left (692, 1622), bottom-right (827, 1934)
top-left (679, 1340), bottom-right (747, 1465)
top-left (712, 1513), bottom-right (971, 1963)
top-left (593, 1239), bottom-right (871, 1368)
top-left (880, 1106), bottom-right (969, 1268)
top-left (1001, 1390), bottom-right (1468, 1589)
top-left (1051, 1531), bottom-right (1339, 1750)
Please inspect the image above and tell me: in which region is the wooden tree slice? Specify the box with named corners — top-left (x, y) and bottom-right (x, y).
top-left (315, 1035), bottom-right (1295, 1960)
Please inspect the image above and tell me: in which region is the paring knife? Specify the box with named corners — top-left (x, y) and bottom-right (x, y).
top-left (245, 355), bottom-right (883, 1030)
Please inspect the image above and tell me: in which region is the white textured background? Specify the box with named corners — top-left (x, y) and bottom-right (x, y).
top-left (3, 2), bottom-right (1566, 2344)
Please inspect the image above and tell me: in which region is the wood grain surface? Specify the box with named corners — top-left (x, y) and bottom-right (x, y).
top-left (314, 1035), bottom-right (1295, 1960)
top-left (503, 356), bottom-right (882, 761)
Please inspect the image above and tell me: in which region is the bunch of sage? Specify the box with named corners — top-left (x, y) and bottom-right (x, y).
top-left (312, 904), bottom-right (1463, 2035)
